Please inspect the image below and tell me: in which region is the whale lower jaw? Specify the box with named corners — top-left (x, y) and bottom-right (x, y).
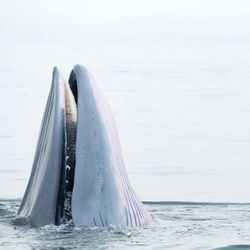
top-left (17, 65), bottom-right (152, 227)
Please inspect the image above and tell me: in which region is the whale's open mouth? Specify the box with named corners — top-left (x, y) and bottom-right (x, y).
top-left (17, 65), bottom-right (151, 227)
top-left (56, 73), bottom-right (78, 224)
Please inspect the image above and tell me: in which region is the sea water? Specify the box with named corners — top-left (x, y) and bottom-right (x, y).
top-left (1, 200), bottom-right (250, 249)
top-left (0, 0), bottom-right (250, 249)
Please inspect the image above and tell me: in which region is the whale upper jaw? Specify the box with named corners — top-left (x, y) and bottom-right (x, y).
top-left (17, 65), bottom-right (152, 227)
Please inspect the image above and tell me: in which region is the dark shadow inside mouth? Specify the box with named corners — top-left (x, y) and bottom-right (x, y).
top-left (56, 71), bottom-right (78, 225)
top-left (68, 71), bottom-right (78, 104)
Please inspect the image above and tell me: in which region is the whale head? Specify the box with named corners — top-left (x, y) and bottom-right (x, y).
top-left (17, 65), bottom-right (152, 227)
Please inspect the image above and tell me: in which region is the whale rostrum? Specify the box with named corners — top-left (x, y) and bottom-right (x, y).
top-left (17, 65), bottom-right (152, 227)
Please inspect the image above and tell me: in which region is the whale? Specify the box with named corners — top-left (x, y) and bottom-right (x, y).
top-left (17, 65), bottom-right (152, 227)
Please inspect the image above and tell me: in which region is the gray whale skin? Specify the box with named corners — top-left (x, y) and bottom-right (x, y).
top-left (18, 65), bottom-right (152, 227)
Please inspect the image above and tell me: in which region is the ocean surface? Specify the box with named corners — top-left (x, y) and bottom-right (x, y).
top-left (1, 200), bottom-right (250, 249)
top-left (1, 0), bottom-right (250, 249)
